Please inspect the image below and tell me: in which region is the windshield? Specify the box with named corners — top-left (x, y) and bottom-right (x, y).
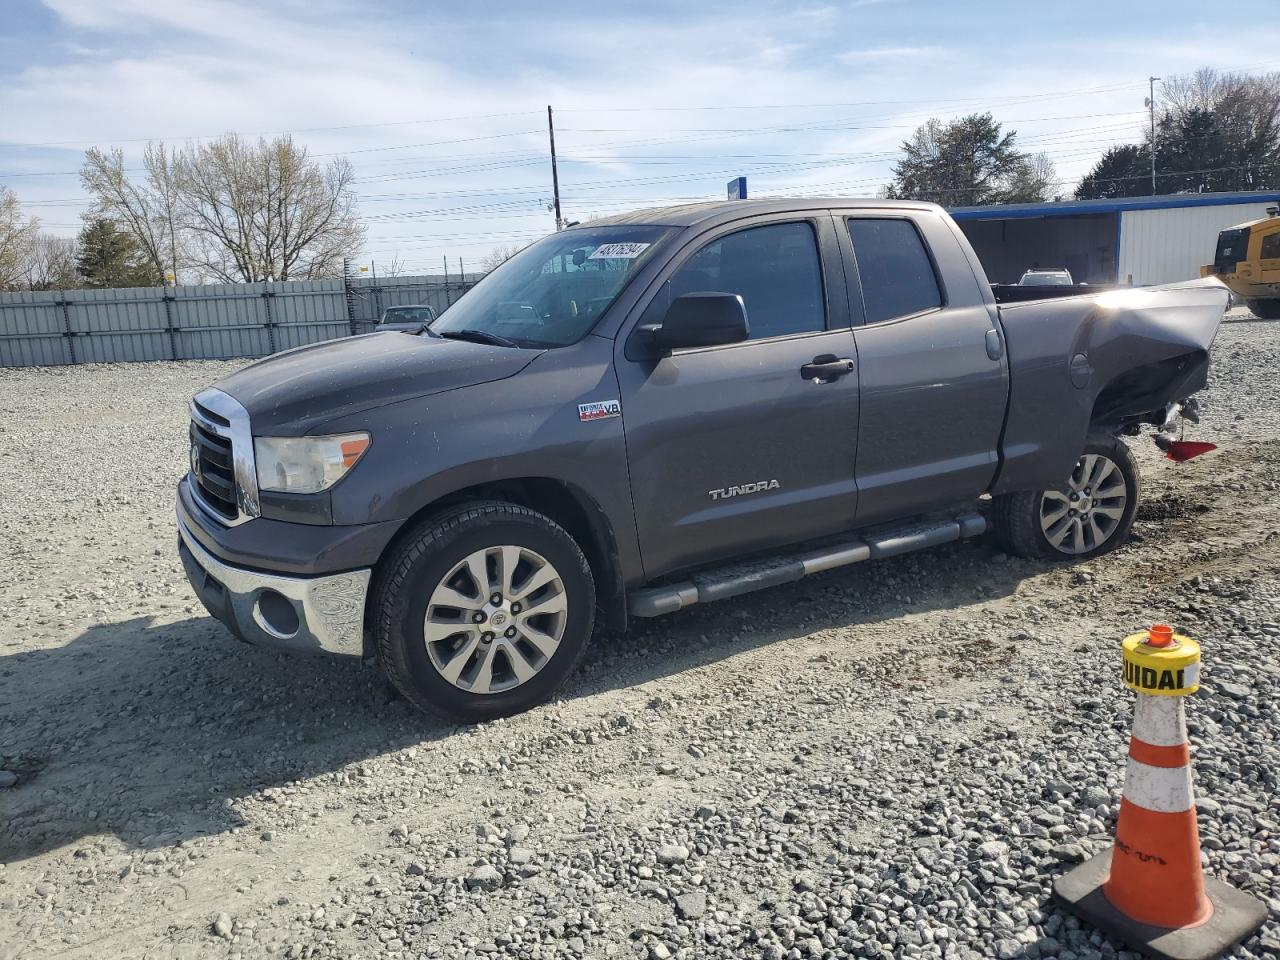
top-left (431, 225), bottom-right (671, 347)
top-left (381, 307), bottom-right (434, 323)
top-left (1020, 271), bottom-right (1072, 286)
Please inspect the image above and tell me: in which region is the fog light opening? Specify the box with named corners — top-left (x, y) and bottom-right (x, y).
top-left (254, 589), bottom-right (300, 639)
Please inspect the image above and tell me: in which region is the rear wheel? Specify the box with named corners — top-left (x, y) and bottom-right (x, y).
top-left (373, 501), bottom-right (595, 722)
top-left (995, 435), bottom-right (1140, 560)
top-left (1245, 298), bottom-right (1280, 320)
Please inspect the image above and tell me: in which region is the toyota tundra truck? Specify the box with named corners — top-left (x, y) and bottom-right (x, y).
top-left (178, 199), bottom-right (1226, 722)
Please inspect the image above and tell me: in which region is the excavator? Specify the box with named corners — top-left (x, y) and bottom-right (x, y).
top-left (1202, 204), bottom-right (1280, 319)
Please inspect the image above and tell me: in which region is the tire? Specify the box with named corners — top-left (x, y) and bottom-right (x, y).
top-left (373, 501), bottom-right (595, 722)
top-left (1245, 298), bottom-right (1280, 320)
top-left (994, 434), bottom-right (1140, 561)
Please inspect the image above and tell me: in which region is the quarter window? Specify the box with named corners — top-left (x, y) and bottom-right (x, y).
top-left (665, 222), bottom-right (826, 341)
top-left (847, 218), bottom-right (943, 324)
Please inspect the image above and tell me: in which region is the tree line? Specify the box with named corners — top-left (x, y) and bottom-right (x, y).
top-left (887, 68), bottom-right (1280, 205)
top-left (1076, 69), bottom-right (1279, 199)
top-left (1, 134), bottom-right (364, 291)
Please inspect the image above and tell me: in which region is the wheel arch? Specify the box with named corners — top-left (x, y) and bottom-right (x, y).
top-left (369, 477), bottom-right (628, 639)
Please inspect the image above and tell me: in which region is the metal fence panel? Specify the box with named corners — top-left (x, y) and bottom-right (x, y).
top-left (0, 291), bottom-right (73, 366)
top-left (269, 280), bottom-right (350, 351)
top-left (0, 274), bottom-right (476, 368)
top-left (66, 285), bottom-right (172, 363)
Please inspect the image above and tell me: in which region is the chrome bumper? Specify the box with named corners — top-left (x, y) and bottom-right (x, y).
top-left (177, 509), bottom-right (371, 658)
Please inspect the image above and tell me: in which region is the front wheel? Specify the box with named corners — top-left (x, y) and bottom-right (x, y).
top-left (373, 501), bottom-right (596, 722)
top-left (994, 435), bottom-right (1140, 560)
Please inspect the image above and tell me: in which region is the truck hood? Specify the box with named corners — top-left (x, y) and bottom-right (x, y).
top-left (215, 331), bottom-right (542, 434)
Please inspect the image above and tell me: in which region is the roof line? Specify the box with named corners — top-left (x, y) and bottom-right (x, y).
top-left (948, 190), bottom-right (1280, 221)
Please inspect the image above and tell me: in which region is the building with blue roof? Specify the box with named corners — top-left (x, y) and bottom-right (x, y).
top-left (949, 191), bottom-right (1280, 286)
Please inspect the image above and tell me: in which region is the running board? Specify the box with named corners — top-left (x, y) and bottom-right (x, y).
top-left (627, 512), bottom-right (986, 618)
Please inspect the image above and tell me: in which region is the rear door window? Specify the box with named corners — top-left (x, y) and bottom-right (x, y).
top-left (846, 218), bottom-right (943, 324)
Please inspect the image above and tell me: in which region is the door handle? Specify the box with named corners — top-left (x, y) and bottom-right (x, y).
top-left (985, 327), bottom-right (1004, 361)
top-left (800, 354), bottom-right (855, 382)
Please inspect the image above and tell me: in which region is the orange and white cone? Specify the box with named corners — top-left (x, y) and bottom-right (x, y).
top-left (1105, 678), bottom-right (1210, 927)
top-left (1052, 625), bottom-right (1266, 960)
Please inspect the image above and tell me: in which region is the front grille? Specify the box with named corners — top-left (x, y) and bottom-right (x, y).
top-left (190, 420), bottom-right (238, 521)
top-left (188, 388), bottom-right (259, 526)
top-left (193, 397), bottom-right (230, 429)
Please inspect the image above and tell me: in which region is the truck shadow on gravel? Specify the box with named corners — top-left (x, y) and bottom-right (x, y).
top-left (1, 537), bottom-right (1048, 864)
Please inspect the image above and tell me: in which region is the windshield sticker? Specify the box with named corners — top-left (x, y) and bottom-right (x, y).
top-left (578, 399), bottom-right (622, 422)
top-left (588, 242), bottom-right (650, 260)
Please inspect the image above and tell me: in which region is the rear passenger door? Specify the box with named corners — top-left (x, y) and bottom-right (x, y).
top-left (837, 211), bottom-right (1009, 526)
top-left (616, 214), bottom-right (860, 578)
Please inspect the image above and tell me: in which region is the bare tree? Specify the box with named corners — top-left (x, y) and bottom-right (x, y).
top-left (81, 135), bottom-right (364, 285)
top-left (1161, 68), bottom-right (1280, 126)
top-left (24, 233), bottom-right (81, 290)
top-left (1005, 151), bottom-right (1061, 202)
top-left (80, 144), bottom-right (184, 282)
top-left (175, 134), bottom-right (365, 282)
top-left (0, 187), bottom-right (40, 289)
top-left (478, 244), bottom-right (522, 274)
top-left (379, 255), bottom-right (408, 278)
top-left (1160, 69), bottom-right (1280, 189)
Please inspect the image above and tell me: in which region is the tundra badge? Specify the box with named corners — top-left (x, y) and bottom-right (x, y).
top-left (709, 480), bottom-right (781, 501)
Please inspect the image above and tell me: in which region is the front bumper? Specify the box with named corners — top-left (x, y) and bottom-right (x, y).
top-left (177, 508), bottom-right (371, 657)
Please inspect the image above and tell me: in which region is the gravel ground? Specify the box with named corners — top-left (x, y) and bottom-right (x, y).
top-left (1, 310), bottom-right (1278, 960)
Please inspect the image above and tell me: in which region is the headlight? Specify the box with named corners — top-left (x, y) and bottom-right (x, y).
top-left (254, 433), bottom-right (370, 494)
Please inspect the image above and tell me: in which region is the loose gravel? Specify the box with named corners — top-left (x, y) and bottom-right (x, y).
top-left (1, 310), bottom-right (1278, 960)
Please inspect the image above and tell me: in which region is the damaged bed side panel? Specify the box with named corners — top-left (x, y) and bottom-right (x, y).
top-left (992, 279), bottom-right (1228, 495)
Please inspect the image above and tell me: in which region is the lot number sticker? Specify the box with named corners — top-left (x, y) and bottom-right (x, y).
top-left (588, 243), bottom-right (650, 260)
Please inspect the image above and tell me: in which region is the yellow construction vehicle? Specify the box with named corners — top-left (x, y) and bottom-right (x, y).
top-left (1201, 205), bottom-right (1280, 319)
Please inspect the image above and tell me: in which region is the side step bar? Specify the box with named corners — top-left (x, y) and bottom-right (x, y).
top-left (627, 512), bottom-right (986, 618)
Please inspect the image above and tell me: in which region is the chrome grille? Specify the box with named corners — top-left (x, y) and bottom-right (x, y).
top-left (188, 388), bottom-right (260, 526)
top-left (190, 420), bottom-right (237, 520)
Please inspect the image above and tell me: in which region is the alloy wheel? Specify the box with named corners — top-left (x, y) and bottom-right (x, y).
top-left (423, 545), bottom-right (568, 694)
top-left (1040, 453), bottom-right (1128, 555)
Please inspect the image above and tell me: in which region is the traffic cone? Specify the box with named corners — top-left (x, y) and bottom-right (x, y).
top-left (1052, 626), bottom-right (1267, 960)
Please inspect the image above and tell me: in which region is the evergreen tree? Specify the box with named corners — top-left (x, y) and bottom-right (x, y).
top-left (1075, 145), bottom-right (1149, 199)
top-left (888, 113), bottom-right (1056, 205)
top-left (75, 218), bottom-right (162, 288)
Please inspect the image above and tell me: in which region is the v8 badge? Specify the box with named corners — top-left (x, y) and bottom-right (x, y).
top-left (578, 399), bottom-right (621, 422)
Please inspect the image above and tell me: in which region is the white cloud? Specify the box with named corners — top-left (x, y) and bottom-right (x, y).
top-left (837, 45), bottom-right (947, 63)
top-left (1, 2), bottom-right (1277, 268)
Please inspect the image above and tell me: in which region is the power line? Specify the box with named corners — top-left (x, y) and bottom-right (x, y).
top-left (0, 111), bottom-right (545, 149)
top-left (0, 79), bottom-right (1146, 152)
top-left (551, 81), bottom-right (1146, 113)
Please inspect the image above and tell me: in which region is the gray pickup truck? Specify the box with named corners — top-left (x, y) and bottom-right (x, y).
top-left (178, 199), bottom-right (1226, 722)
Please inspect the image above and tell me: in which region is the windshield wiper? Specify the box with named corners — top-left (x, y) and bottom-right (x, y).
top-left (435, 329), bottom-right (521, 349)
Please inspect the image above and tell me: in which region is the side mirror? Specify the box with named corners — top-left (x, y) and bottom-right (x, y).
top-left (639, 292), bottom-right (749, 355)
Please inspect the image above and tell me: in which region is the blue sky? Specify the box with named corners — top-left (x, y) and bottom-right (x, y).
top-left (3, 0), bottom-right (1279, 274)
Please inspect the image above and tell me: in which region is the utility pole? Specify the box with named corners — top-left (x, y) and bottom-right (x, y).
top-left (1147, 76), bottom-right (1161, 196)
top-left (547, 104), bottom-right (563, 231)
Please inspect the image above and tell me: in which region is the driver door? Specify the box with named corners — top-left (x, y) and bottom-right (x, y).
top-left (615, 214), bottom-right (861, 578)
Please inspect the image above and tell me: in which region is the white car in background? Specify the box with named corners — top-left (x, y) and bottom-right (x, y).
top-left (1018, 268), bottom-right (1075, 286)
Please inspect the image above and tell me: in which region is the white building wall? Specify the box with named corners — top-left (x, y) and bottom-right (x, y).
top-left (1118, 202), bottom-right (1277, 286)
